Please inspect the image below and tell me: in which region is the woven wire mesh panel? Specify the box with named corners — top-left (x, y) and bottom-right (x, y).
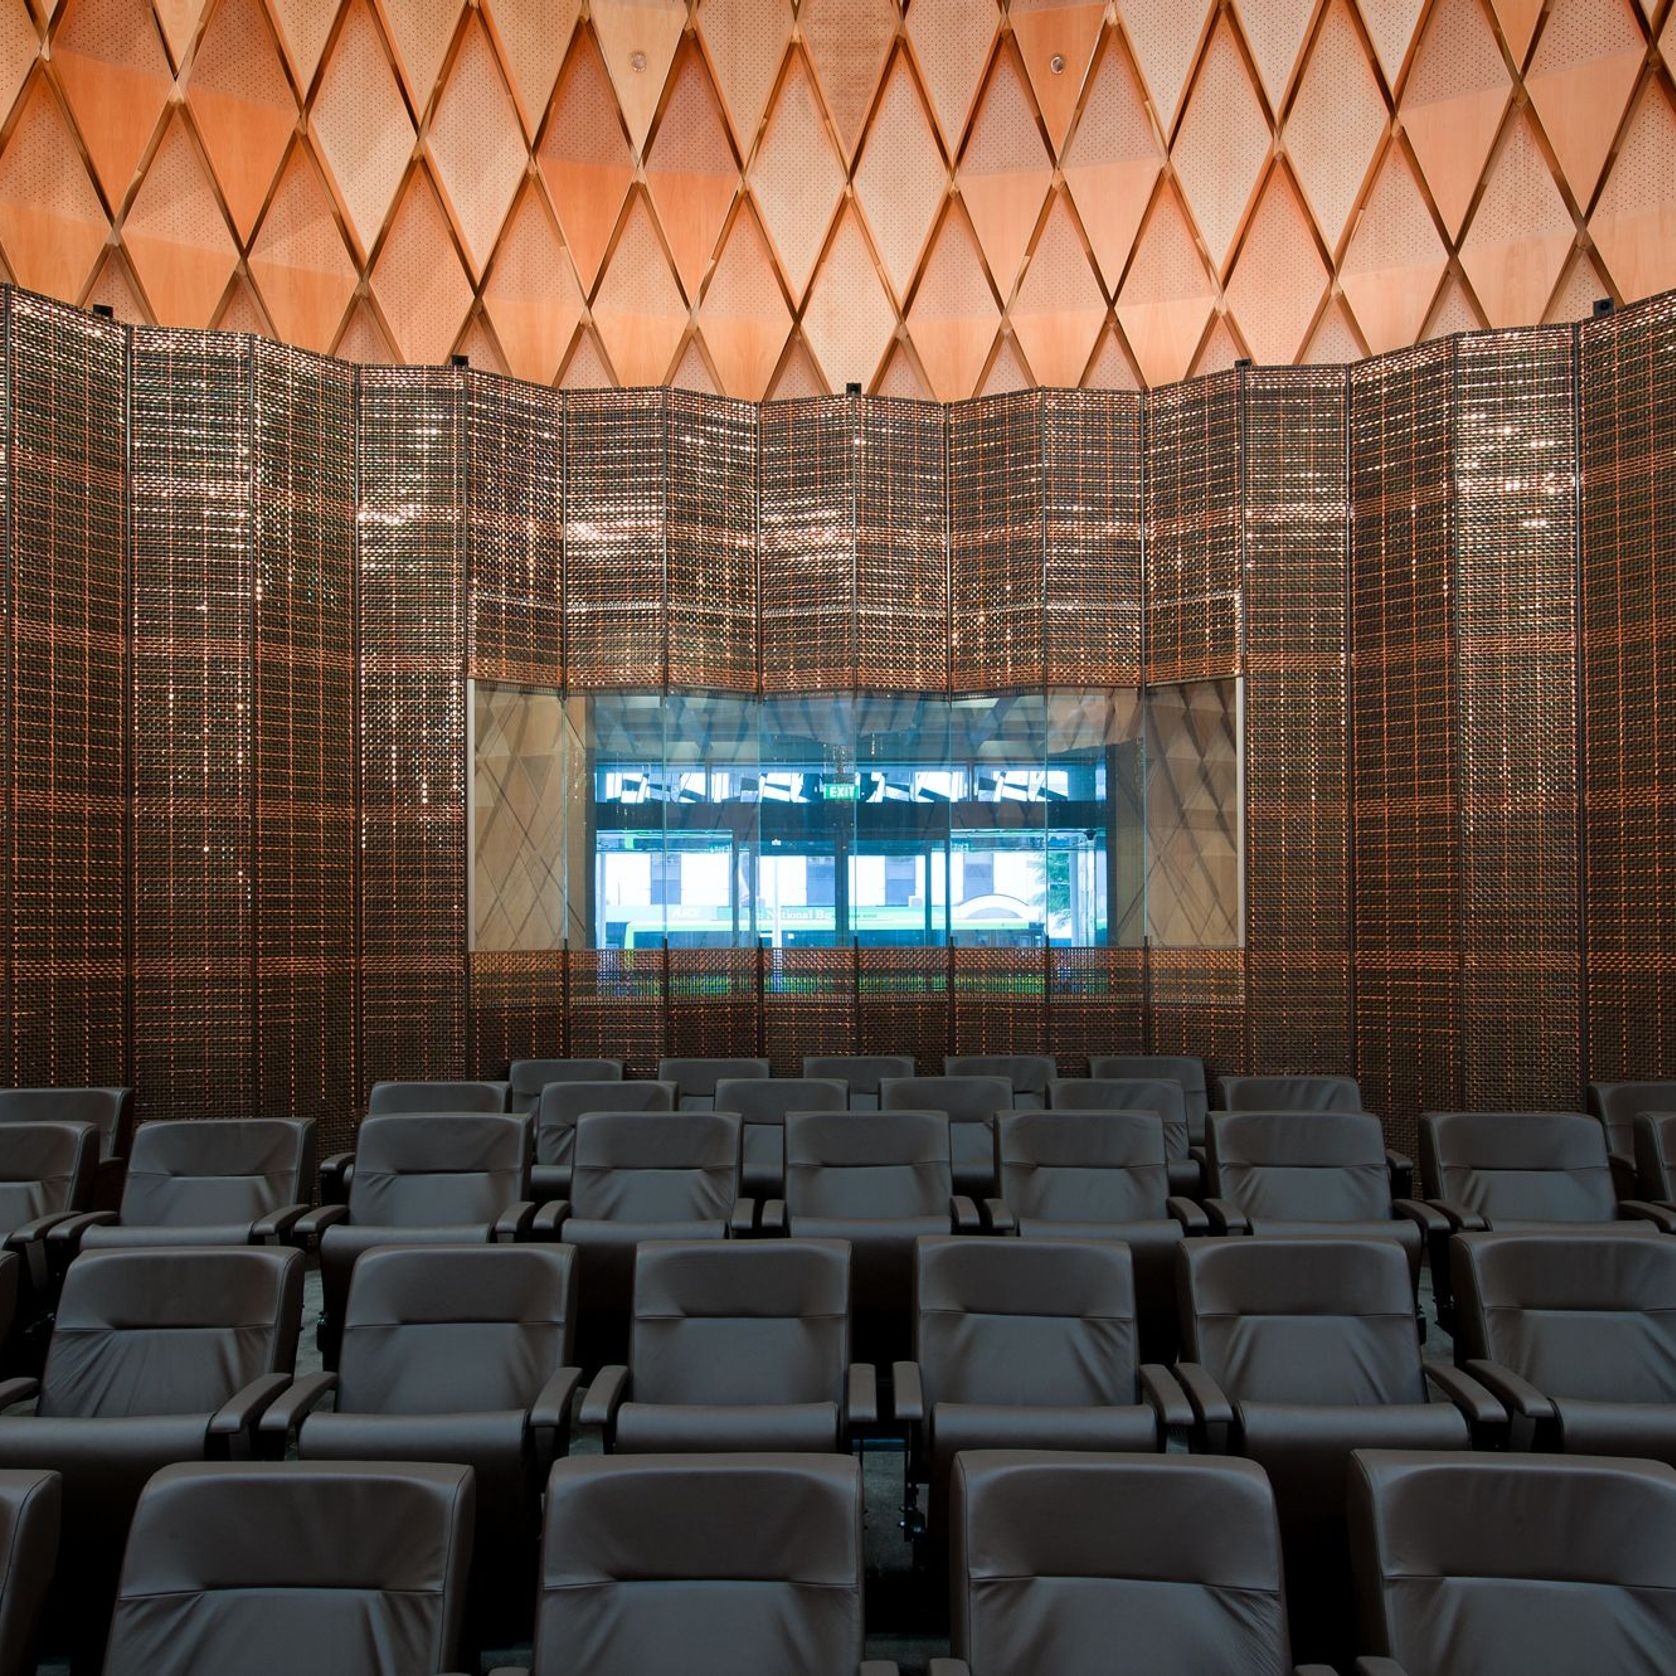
top-left (858, 397), bottom-right (947, 691)
top-left (357, 367), bottom-right (468, 1094)
top-left (469, 949), bottom-right (565, 1072)
top-left (668, 391), bottom-right (757, 691)
top-left (129, 329), bottom-right (253, 1122)
top-left (465, 372), bottom-right (562, 688)
top-left (949, 392), bottom-right (1043, 692)
top-left (564, 388), bottom-right (666, 689)
top-left (1148, 947), bottom-right (1247, 1076)
top-left (1044, 390), bottom-right (1144, 688)
top-left (857, 947), bottom-right (950, 1071)
top-left (1047, 947), bottom-right (1146, 1073)
top-left (762, 947), bottom-right (856, 1072)
top-left (0, 292), bottom-right (7, 1078)
top-left (1243, 366), bottom-right (1352, 1075)
top-left (1580, 292), bottom-right (1676, 1084)
top-left (7, 292), bottom-right (128, 1086)
top-left (253, 341), bottom-right (356, 1145)
top-left (566, 947), bottom-right (664, 1075)
top-left (667, 945), bottom-right (759, 1059)
top-left (1145, 372), bottom-right (1242, 685)
top-left (952, 945), bottom-right (1048, 1055)
top-left (1455, 328), bottom-right (1581, 1109)
top-left (1350, 340), bottom-right (1460, 1153)
top-left (759, 398), bottom-right (854, 692)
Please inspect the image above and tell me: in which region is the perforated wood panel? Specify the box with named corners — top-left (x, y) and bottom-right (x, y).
top-left (0, 0), bottom-right (1668, 392)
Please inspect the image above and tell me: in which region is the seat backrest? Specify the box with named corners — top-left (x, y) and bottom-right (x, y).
top-left (945, 1055), bottom-right (1055, 1105)
top-left (104, 1461), bottom-right (474, 1676)
top-left (882, 1075), bottom-right (1012, 1123)
top-left (40, 1245), bottom-right (302, 1419)
top-left (783, 1111), bottom-right (952, 1220)
top-left (656, 1058), bottom-right (769, 1102)
top-left (347, 1114), bottom-right (529, 1228)
top-left (0, 1088), bottom-right (132, 1162)
top-left (535, 1081), bottom-right (676, 1166)
top-left (1179, 1237), bottom-right (1424, 1405)
top-left (120, 1119), bottom-right (314, 1229)
top-left (1421, 1111), bottom-right (1618, 1222)
top-left (508, 1059), bottom-right (623, 1112)
top-left (1634, 1112), bottom-right (1676, 1200)
top-left (1217, 1074), bottom-right (1364, 1113)
top-left (1207, 1110), bottom-right (1393, 1222)
top-left (569, 1113), bottom-right (740, 1222)
top-left (366, 1079), bottom-right (510, 1115)
top-left (916, 1236), bottom-right (1139, 1408)
top-left (1453, 1231), bottom-right (1676, 1404)
top-left (1090, 1055), bottom-right (1208, 1141)
top-left (712, 1078), bottom-right (847, 1123)
top-left (1350, 1451), bottom-right (1676, 1676)
top-left (533, 1454), bottom-right (864, 1676)
top-left (1049, 1079), bottom-right (1189, 1162)
top-left (0, 1121), bottom-right (98, 1232)
top-left (997, 1112), bottom-right (1169, 1223)
top-left (336, 1243), bottom-right (575, 1415)
top-left (0, 1467), bottom-right (59, 1676)
top-left (628, 1239), bottom-right (848, 1406)
top-left (952, 1453), bottom-right (1290, 1676)
top-left (803, 1054), bottom-right (914, 1105)
top-left (1591, 1080), bottom-right (1676, 1163)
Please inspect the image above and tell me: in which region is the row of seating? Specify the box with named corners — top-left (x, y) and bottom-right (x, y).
top-left (0, 1444), bottom-right (1669, 1675)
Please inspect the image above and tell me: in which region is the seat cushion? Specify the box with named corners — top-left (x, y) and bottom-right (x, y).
top-left (931, 1400), bottom-right (1157, 1471)
top-left (82, 1222), bottom-right (256, 1250)
top-left (611, 1401), bottom-right (839, 1454)
top-left (1554, 1400), bottom-right (1676, 1465)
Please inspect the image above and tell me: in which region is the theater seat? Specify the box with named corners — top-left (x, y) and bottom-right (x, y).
top-left (987, 1110), bottom-right (1208, 1358)
top-left (714, 1076), bottom-right (847, 1198)
top-left (945, 1055), bottom-right (1056, 1110)
top-left (503, 1453), bottom-right (893, 1676)
top-left (881, 1076), bottom-right (1012, 1198)
top-left (1632, 1111), bottom-right (1676, 1202)
top-left (1089, 1054), bottom-right (1208, 1147)
top-left (47, 1117), bottom-right (314, 1260)
top-left (1217, 1073), bottom-right (1364, 1111)
top-left (367, 1078), bottom-right (511, 1115)
top-left (1175, 1237), bottom-right (1495, 1663)
top-left (294, 1113), bottom-right (537, 1367)
top-left (583, 1238), bottom-right (876, 1453)
top-left (656, 1057), bottom-right (769, 1111)
top-left (0, 1468), bottom-right (59, 1676)
top-left (0, 1090), bottom-right (133, 1212)
top-left (531, 1080), bottom-right (677, 1199)
top-left (0, 1122), bottom-right (99, 1298)
top-left (938, 1452), bottom-right (1324, 1676)
top-left (260, 1242), bottom-right (579, 1644)
top-left (507, 1058), bottom-right (623, 1114)
top-left (804, 1054), bottom-right (913, 1111)
top-left (1347, 1451), bottom-right (1676, 1676)
top-left (1049, 1076), bottom-right (1200, 1194)
top-left (0, 1245), bottom-right (302, 1666)
top-left (1590, 1080), bottom-right (1676, 1192)
top-left (1452, 1230), bottom-right (1676, 1462)
top-left (103, 1461), bottom-right (476, 1676)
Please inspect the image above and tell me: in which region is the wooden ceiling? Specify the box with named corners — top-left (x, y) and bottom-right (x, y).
top-left (0, 0), bottom-right (1669, 395)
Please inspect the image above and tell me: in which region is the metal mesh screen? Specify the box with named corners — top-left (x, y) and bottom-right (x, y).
top-left (762, 947), bottom-right (856, 1074)
top-left (565, 948), bottom-right (663, 1076)
top-left (952, 946), bottom-right (1049, 1057)
top-left (857, 947), bottom-right (950, 1073)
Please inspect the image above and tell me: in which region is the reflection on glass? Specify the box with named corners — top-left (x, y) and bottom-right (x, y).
top-left (472, 684), bottom-right (1241, 952)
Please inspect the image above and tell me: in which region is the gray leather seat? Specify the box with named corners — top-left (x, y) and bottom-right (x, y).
top-left (0, 1123), bottom-right (99, 1295)
top-left (945, 1055), bottom-right (1055, 1110)
top-left (1089, 1055), bottom-right (1208, 1144)
top-left (507, 1059), bottom-right (623, 1114)
top-left (583, 1238), bottom-right (876, 1453)
top-left (881, 1076), bottom-right (1012, 1198)
top-left (103, 1461), bottom-right (475, 1676)
top-left (804, 1054), bottom-right (913, 1112)
top-left (1217, 1074), bottom-right (1364, 1112)
top-left (1348, 1450), bottom-right (1676, 1675)
top-left (656, 1057), bottom-right (769, 1111)
top-left (0, 1091), bottom-right (132, 1211)
top-left (1592, 1080), bottom-right (1676, 1190)
top-left (532, 1080), bottom-right (677, 1199)
top-left (714, 1076), bottom-right (846, 1198)
top-left (1050, 1076), bottom-right (1199, 1194)
top-left (367, 1078), bottom-right (510, 1114)
top-left (1632, 1110), bottom-right (1676, 1200)
top-left (0, 1468), bottom-right (58, 1676)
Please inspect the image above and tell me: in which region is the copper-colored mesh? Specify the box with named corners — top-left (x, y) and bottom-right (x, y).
top-left (762, 947), bottom-right (855, 1073)
top-left (953, 946), bottom-right (1048, 1057)
top-left (565, 946), bottom-right (663, 1075)
top-left (469, 949), bottom-right (564, 1072)
top-left (667, 945), bottom-right (759, 1059)
top-left (1046, 947), bottom-right (1146, 1074)
top-left (857, 946), bottom-right (950, 1073)
top-left (1148, 946), bottom-right (1247, 1076)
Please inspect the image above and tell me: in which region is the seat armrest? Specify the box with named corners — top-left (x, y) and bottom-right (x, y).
top-left (1465, 1358), bottom-right (1557, 1426)
top-left (579, 1365), bottom-right (629, 1440)
top-left (530, 1366), bottom-right (583, 1475)
top-left (845, 1363), bottom-right (880, 1433)
top-left (1385, 1149), bottom-right (1414, 1200)
top-left (318, 1152), bottom-right (355, 1205)
top-left (290, 1204), bottom-right (348, 1251)
top-left (531, 1200), bottom-right (569, 1239)
top-left (1424, 1362), bottom-right (1509, 1443)
top-left (45, 1210), bottom-right (118, 1266)
top-left (209, 1372), bottom-right (294, 1457)
top-left (250, 1203), bottom-right (311, 1245)
top-left (485, 1668), bottom-right (530, 1676)
top-left (1167, 1196), bottom-right (1211, 1235)
top-left (1188, 1144), bottom-right (1208, 1173)
top-left (891, 1360), bottom-right (925, 1426)
top-left (493, 1201), bottom-right (537, 1243)
top-left (950, 1196), bottom-right (981, 1233)
top-left (1138, 1363), bottom-right (1194, 1442)
top-left (255, 1371), bottom-right (339, 1457)
top-left (927, 1661), bottom-right (971, 1676)
top-left (759, 1199), bottom-right (786, 1236)
top-left (859, 1664), bottom-right (902, 1676)
top-left (1297, 1667), bottom-right (1349, 1676)
top-left (1428, 1197), bottom-right (1489, 1232)
top-left (0, 1378), bottom-right (39, 1413)
top-left (1618, 1199), bottom-right (1676, 1233)
top-left (1202, 1197), bottom-right (1251, 1236)
top-left (1391, 1197), bottom-right (1451, 1235)
top-left (1175, 1362), bottom-right (1235, 1452)
top-left (5, 1211), bottom-right (86, 1249)
top-left (982, 1198), bottom-right (1016, 1235)
top-left (1354, 1662), bottom-right (1413, 1676)
top-left (728, 1199), bottom-right (757, 1238)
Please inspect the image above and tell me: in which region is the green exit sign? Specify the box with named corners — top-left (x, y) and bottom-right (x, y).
top-left (821, 780), bottom-right (860, 802)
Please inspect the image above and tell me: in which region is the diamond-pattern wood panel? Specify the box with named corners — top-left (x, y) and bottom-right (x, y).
top-left (0, 0), bottom-right (1662, 389)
